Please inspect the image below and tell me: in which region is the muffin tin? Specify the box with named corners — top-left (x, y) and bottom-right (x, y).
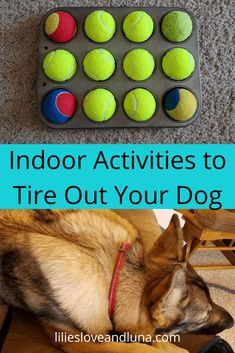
top-left (37, 7), bottom-right (201, 128)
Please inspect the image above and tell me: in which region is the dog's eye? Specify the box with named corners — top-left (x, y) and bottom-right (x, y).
top-left (181, 291), bottom-right (189, 305)
top-left (205, 306), bottom-right (212, 319)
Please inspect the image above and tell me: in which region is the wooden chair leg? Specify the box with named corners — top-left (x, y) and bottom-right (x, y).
top-left (213, 240), bottom-right (235, 265)
top-left (194, 265), bottom-right (235, 270)
top-left (180, 213), bottom-right (235, 269)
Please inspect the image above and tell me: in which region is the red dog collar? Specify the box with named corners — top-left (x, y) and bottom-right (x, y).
top-left (109, 242), bottom-right (132, 320)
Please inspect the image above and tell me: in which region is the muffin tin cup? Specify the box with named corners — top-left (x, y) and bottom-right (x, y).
top-left (37, 7), bottom-right (201, 129)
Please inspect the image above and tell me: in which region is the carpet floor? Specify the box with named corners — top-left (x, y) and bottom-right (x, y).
top-left (191, 251), bottom-right (235, 349)
top-left (1, 0), bottom-right (234, 144)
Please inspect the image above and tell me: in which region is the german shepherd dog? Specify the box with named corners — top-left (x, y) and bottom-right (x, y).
top-left (0, 210), bottom-right (233, 353)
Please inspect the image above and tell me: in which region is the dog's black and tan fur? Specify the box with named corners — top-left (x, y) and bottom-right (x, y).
top-left (0, 210), bottom-right (233, 353)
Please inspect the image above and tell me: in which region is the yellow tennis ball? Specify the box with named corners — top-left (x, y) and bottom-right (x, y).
top-left (162, 48), bottom-right (195, 80)
top-left (83, 49), bottom-right (116, 81)
top-left (124, 88), bottom-right (156, 121)
top-left (85, 10), bottom-right (116, 43)
top-left (83, 89), bottom-right (116, 122)
top-left (123, 11), bottom-right (154, 42)
top-left (123, 49), bottom-right (155, 81)
top-left (43, 49), bottom-right (77, 82)
top-left (161, 11), bottom-right (193, 43)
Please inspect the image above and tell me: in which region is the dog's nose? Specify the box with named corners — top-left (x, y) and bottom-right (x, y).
top-left (222, 311), bottom-right (234, 330)
top-left (215, 305), bottom-right (234, 332)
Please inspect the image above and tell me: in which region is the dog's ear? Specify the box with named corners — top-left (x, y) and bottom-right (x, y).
top-left (150, 214), bottom-right (184, 262)
top-left (150, 266), bottom-right (187, 329)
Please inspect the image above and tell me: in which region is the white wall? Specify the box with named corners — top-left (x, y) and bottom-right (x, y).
top-left (153, 209), bottom-right (185, 229)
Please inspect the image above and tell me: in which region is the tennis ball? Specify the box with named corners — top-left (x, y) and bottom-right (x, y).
top-left (124, 88), bottom-right (156, 121)
top-left (45, 11), bottom-right (77, 43)
top-left (164, 88), bottom-right (197, 121)
top-left (83, 89), bottom-right (116, 122)
top-left (85, 10), bottom-right (116, 43)
top-left (161, 11), bottom-right (193, 42)
top-left (43, 49), bottom-right (77, 82)
top-left (123, 11), bottom-right (154, 42)
top-left (42, 89), bottom-right (76, 123)
top-left (123, 49), bottom-right (155, 81)
top-left (162, 48), bottom-right (195, 80)
top-left (83, 49), bottom-right (116, 81)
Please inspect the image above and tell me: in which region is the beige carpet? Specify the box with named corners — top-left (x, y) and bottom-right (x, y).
top-left (191, 250), bottom-right (235, 348)
top-left (1, 0), bottom-right (234, 143)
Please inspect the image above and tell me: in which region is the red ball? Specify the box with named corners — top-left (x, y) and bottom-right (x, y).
top-left (56, 91), bottom-right (76, 117)
top-left (45, 11), bottom-right (77, 43)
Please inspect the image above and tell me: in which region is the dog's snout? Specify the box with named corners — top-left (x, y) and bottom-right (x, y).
top-left (221, 310), bottom-right (234, 330)
top-left (209, 305), bottom-right (234, 334)
top-left (190, 305), bottom-right (234, 335)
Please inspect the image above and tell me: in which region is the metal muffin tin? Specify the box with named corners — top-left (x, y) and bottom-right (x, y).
top-left (37, 7), bottom-right (201, 128)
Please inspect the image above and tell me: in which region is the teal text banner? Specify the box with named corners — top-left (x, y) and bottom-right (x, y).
top-left (0, 144), bottom-right (234, 209)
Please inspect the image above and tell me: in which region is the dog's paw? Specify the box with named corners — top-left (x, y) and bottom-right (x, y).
top-left (152, 341), bottom-right (189, 353)
top-left (0, 303), bottom-right (10, 329)
top-left (128, 343), bottom-right (170, 353)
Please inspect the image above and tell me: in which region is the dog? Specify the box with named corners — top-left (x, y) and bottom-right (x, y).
top-left (0, 210), bottom-right (233, 353)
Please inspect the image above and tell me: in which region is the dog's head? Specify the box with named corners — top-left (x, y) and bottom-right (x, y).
top-left (145, 214), bottom-right (234, 336)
